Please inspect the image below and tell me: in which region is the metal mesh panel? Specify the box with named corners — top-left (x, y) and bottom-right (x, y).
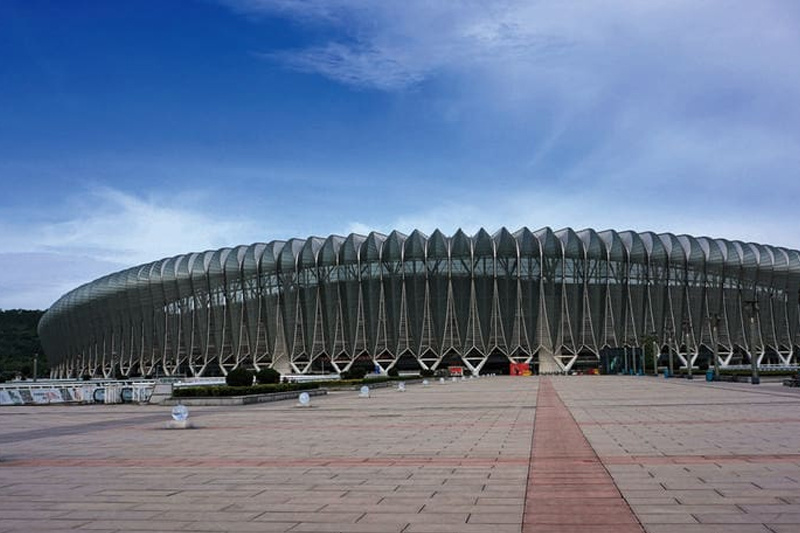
top-left (785, 250), bottom-right (800, 349)
top-left (319, 235), bottom-right (344, 358)
top-left (494, 228), bottom-right (519, 353)
top-left (557, 228), bottom-right (583, 354)
top-left (278, 239), bottom-right (304, 358)
top-left (360, 232), bottom-right (385, 355)
top-left (426, 230), bottom-right (450, 354)
top-left (472, 229), bottom-right (495, 352)
top-left (582, 229), bottom-right (608, 352)
top-left (225, 246), bottom-right (248, 363)
top-left (339, 233), bottom-right (365, 359)
top-left (679, 235), bottom-right (706, 349)
top-left (298, 238), bottom-right (324, 361)
top-left (208, 249), bottom-right (231, 369)
top-left (403, 230), bottom-right (427, 354)
top-left (536, 227), bottom-right (561, 350)
top-left (160, 257), bottom-right (180, 372)
top-left (771, 248), bottom-right (791, 350)
top-left (38, 226), bottom-right (800, 377)
top-left (382, 231), bottom-right (406, 356)
top-left (260, 242), bottom-right (283, 361)
top-left (723, 241), bottom-right (746, 349)
top-left (450, 229), bottom-right (472, 353)
top-left (515, 227), bottom-right (541, 353)
top-left (242, 243), bottom-right (265, 363)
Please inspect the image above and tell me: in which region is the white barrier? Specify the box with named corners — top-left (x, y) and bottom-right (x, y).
top-left (0, 380), bottom-right (154, 406)
top-left (723, 364), bottom-right (799, 372)
top-left (282, 374), bottom-right (341, 384)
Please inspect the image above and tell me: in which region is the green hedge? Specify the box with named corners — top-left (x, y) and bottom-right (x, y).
top-left (330, 376), bottom-right (390, 387)
top-left (719, 369), bottom-right (797, 377)
top-left (677, 368), bottom-right (798, 377)
top-left (326, 375), bottom-right (418, 388)
top-left (226, 367), bottom-right (254, 387)
top-left (256, 368), bottom-right (281, 384)
top-left (173, 374), bottom-right (420, 398)
top-left (173, 382), bottom-right (319, 398)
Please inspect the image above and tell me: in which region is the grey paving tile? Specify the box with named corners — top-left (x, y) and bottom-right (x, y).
top-left (4, 377), bottom-right (800, 532)
top-left (549, 376), bottom-right (800, 533)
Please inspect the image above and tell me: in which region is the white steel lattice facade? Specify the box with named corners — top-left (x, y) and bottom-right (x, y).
top-left (39, 227), bottom-right (800, 378)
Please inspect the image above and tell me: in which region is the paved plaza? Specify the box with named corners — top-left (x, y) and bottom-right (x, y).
top-left (2, 377), bottom-right (800, 532)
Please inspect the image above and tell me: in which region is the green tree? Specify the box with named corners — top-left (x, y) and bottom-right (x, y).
top-left (226, 367), bottom-right (254, 387)
top-left (0, 309), bottom-right (46, 379)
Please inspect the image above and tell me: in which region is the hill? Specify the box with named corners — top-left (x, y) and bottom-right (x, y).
top-left (0, 309), bottom-right (46, 381)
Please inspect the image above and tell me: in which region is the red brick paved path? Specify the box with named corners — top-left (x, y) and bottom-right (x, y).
top-left (523, 378), bottom-right (644, 533)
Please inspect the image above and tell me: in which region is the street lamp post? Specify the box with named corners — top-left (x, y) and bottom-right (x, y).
top-left (744, 299), bottom-right (760, 385)
top-left (710, 313), bottom-right (721, 381)
top-left (683, 318), bottom-right (693, 380)
top-left (666, 325), bottom-right (674, 378)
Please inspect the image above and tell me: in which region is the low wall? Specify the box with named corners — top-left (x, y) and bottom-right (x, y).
top-left (162, 388), bottom-right (328, 406)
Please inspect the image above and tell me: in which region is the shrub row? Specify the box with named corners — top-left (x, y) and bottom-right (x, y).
top-left (719, 369), bottom-right (798, 376)
top-left (325, 376), bottom-right (403, 387)
top-left (224, 367), bottom-right (284, 387)
top-left (173, 382), bottom-right (320, 398)
top-left (174, 373), bottom-right (422, 398)
top-left (676, 368), bottom-right (798, 377)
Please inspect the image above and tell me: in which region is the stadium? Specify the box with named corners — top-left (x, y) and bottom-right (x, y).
top-left (38, 226), bottom-right (800, 379)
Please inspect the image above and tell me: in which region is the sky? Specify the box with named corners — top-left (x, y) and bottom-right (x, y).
top-left (1, 0), bottom-right (799, 310)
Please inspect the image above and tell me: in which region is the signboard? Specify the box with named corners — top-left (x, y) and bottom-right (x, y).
top-left (31, 389), bottom-right (64, 404)
top-left (0, 390), bottom-right (24, 405)
top-left (0, 390), bottom-right (14, 405)
top-left (510, 362), bottom-right (531, 376)
top-left (448, 366), bottom-right (464, 376)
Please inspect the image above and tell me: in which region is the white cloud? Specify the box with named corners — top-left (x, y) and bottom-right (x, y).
top-left (266, 42), bottom-right (428, 91)
top-left (231, 0), bottom-right (800, 215)
top-left (345, 221), bottom-right (374, 236)
top-left (0, 252), bottom-right (119, 310)
top-left (0, 187), bottom-right (267, 309)
top-left (348, 185), bottom-right (800, 252)
top-left (7, 1), bottom-right (800, 306)
top-left (34, 187), bottom-right (262, 264)
top-left (233, 1), bottom-right (800, 100)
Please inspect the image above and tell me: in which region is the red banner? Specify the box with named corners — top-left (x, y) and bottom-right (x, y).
top-left (510, 362), bottom-right (531, 376)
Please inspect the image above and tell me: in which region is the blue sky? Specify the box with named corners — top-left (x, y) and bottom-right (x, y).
top-left (1, 0), bottom-right (799, 309)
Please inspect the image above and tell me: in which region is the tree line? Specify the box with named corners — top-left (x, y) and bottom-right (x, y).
top-left (0, 309), bottom-right (46, 381)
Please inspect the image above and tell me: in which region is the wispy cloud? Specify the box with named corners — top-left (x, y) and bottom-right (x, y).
top-left (347, 187), bottom-right (800, 252)
top-left (232, 1), bottom-right (800, 101)
top-left (239, 0), bottom-right (580, 91)
top-left (266, 42), bottom-right (428, 90)
top-left (0, 187), bottom-right (265, 309)
top-left (244, 0), bottom-right (800, 248)
top-left (33, 187), bottom-right (261, 264)
top-left (5, 1), bottom-right (800, 309)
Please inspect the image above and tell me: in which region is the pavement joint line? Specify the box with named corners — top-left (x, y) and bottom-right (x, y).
top-left (581, 417), bottom-right (800, 426)
top-left (6, 377), bottom-right (800, 530)
top-left (599, 454), bottom-right (800, 465)
top-left (0, 457), bottom-right (532, 468)
top-left (0, 413), bottom-right (177, 445)
top-left (670, 380), bottom-right (800, 400)
top-left (519, 382), bottom-right (538, 532)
